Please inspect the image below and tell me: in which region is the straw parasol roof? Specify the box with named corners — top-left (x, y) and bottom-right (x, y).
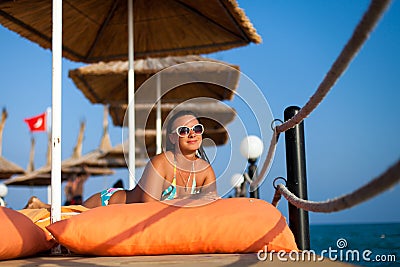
top-left (0, 108), bottom-right (25, 179)
top-left (0, 157), bottom-right (25, 180)
top-left (64, 106), bottom-right (145, 169)
top-left (0, 0), bottom-right (261, 63)
top-left (3, 165), bottom-right (115, 186)
top-left (4, 106), bottom-right (152, 186)
top-left (104, 126), bottom-right (231, 163)
top-left (111, 101), bottom-right (236, 131)
top-left (103, 100), bottom-right (236, 160)
top-left (4, 116), bottom-right (114, 186)
top-left (68, 56), bottom-right (240, 106)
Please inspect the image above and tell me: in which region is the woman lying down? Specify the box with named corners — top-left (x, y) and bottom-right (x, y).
top-left (25, 111), bottom-right (219, 209)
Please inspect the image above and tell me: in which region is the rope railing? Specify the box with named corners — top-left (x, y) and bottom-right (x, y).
top-left (249, 130), bottom-right (279, 191)
top-left (272, 159), bottom-right (400, 213)
top-left (271, 187), bottom-right (282, 207)
top-left (276, 0), bottom-right (391, 134)
top-left (249, 0), bottom-right (392, 193)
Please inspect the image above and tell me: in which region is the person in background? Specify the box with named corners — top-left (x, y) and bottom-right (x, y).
top-left (25, 170), bottom-right (88, 208)
top-left (63, 177), bottom-right (74, 205)
top-left (112, 179), bottom-right (124, 189)
top-left (63, 171), bottom-right (89, 205)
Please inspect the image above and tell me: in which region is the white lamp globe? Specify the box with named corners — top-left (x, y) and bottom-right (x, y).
top-left (240, 135), bottom-right (264, 160)
top-left (0, 183), bottom-right (8, 197)
top-left (230, 173), bottom-right (244, 188)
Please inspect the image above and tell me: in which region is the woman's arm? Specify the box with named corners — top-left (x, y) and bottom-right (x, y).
top-left (109, 154), bottom-right (168, 204)
top-left (199, 165), bottom-right (218, 197)
top-left (136, 154), bottom-right (167, 202)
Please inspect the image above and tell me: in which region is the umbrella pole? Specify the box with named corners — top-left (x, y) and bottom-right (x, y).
top-left (50, 0), bottom-right (62, 224)
top-left (46, 112), bottom-right (52, 204)
top-left (128, 0), bottom-right (136, 189)
top-left (156, 75), bottom-right (162, 154)
top-left (47, 185), bottom-right (51, 204)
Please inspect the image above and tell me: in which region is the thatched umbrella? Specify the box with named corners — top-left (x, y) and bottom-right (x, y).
top-left (4, 118), bottom-right (115, 186)
top-left (0, 1), bottom-right (261, 63)
top-left (3, 165), bottom-right (114, 186)
top-left (69, 56), bottom-right (239, 155)
top-left (69, 56), bottom-right (240, 105)
top-left (111, 101), bottom-right (236, 132)
top-left (4, 106), bottom-right (151, 186)
top-left (0, 108), bottom-right (25, 179)
top-left (0, 158), bottom-right (25, 180)
top-left (67, 106), bottom-right (147, 169)
top-left (102, 100), bottom-right (236, 162)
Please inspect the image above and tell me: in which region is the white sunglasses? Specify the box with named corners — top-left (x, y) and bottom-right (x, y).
top-left (172, 124), bottom-right (204, 137)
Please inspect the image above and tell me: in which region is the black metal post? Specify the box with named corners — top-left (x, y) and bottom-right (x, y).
top-left (234, 188), bottom-right (240, 197)
top-left (235, 183), bottom-right (242, 197)
top-left (284, 106), bottom-right (310, 250)
top-left (239, 176), bottom-right (247, 197)
top-left (248, 159), bottom-right (259, 199)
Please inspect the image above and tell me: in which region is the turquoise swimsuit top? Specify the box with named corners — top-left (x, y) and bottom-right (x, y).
top-left (161, 159), bottom-right (199, 200)
top-left (101, 159), bottom-right (199, 206)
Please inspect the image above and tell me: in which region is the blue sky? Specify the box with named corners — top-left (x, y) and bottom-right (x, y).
top-left (0, 0), bottom-right (399, 224)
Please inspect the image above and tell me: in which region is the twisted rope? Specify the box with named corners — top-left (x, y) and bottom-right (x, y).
top-left (250, 0), bottom-right (391, 192)
top-left (273, 159), bottom-right (400, 212)
top-left (250, 130), bottom-right (279, 191)
top-left (276, 0), bottom-right (391, 133)
top-left (271, 189), bottom-right (282, 207)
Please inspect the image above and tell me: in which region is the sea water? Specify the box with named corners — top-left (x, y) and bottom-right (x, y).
top-left (310, 223), bottom-right (400, 266)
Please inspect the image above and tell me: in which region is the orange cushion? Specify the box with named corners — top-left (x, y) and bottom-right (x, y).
top-left (47, 198), bottom-right (298, 256)
top-left (18, 205), bottom-right (89, 241)
top-left (0, 207), bottom-right (55, 260)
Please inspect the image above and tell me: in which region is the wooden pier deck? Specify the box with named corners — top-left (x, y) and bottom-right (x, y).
top-left (0, 253), bottom-right (356, 267)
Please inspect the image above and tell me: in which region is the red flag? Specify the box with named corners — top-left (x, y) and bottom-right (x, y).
top-left (24, 112), bottom-right (47, 132)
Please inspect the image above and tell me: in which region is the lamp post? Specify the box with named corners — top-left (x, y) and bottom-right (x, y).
top-left (0, 183), bottom-right (8, 207)
top-left (240, 136), bottom-right (263, 198)
top-left (230, 173), bottom-right (245, 197)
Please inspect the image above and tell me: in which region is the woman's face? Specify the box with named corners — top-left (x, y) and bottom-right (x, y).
top-left (169, 115), bottom-right (203, 154)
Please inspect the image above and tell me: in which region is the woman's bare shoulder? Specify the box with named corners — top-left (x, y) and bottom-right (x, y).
top-left (147, 152), bottom-right (174, 169)
top-left (196, 158), bottom-right (213, 172)
top-left (150, 151), bottom-right (171, 163)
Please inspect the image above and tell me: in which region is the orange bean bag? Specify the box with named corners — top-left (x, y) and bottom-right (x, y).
top-left (18, 205), bottom-right (89, 241)
top-left (0, 207), bottom-right (55, 260)
top-left (47, 198), bottom-right (298, 256)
